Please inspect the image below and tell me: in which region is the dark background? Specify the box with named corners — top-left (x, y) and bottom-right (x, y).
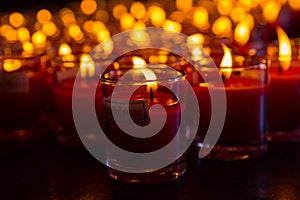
top-left (0, 0), bottom-right (79, 12)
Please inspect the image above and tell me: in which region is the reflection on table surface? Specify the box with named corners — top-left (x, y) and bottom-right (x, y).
top-left (1, 137), bottom-right (300, 200)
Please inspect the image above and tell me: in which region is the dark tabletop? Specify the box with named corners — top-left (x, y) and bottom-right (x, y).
top-left (1, 136), bottom-right (300, 200)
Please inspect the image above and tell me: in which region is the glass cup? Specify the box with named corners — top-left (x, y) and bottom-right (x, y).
top-left (266, 40), bottom-right (300, 142)
top-left (100, 63), bottom-right (188, 184)
top-left (52, 53), bottom-right (103, 147)
top-left (194, 55), bottom-right (269, 161)
top-left (0, 55), bottom-right (48, 144)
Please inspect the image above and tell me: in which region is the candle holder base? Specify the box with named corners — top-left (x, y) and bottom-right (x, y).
top-left (107, 154), bottom-right (186, 184)
top-left (196, 141), bottom-right (267, 161)
top-left (267, 126), bottom-right (300, 142)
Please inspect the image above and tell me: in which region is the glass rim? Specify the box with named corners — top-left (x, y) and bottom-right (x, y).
top-left (101, 64), bottom-right (186, 85)
top-left (194, 55), bottom-right (268, 72)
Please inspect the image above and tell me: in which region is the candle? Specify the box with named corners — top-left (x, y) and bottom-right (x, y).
top-left (101, 62), bottom-right (186, 183)
top-left (0, 56), bottom-right (47, 142)
top-left (267, 26), bottom-right (300, 141)
top-left (52, 45), bottom-right (102, 147)
top-left (194, 44), bottom-right (268, 160)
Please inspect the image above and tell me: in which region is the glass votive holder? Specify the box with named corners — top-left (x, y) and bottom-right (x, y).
top-left (194, 55), bottom-right (268, 161)
top-left (0, 55), bottom-right (48, 144)
top-left (52, 53), bottom-right (103, 147)
top-left (266, 42), bottom-right (300, 142)
top-left (100, 64), bottom-right (187, 184)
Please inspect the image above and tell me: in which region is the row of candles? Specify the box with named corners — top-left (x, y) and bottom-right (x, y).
top-left (0, 28), bottom-right (298, 149)
top-left (0, 0), bottom-right (300, 183)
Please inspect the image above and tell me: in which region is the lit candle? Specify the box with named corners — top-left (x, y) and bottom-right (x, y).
top-left (267, 26), bottom-right (300, 141)
top-left (101, 60), bottom-right (185, 183)
top-left (52, 45), bottom-right (102, 147)
top-left (0, 56), bottom-right (47, 141)
top-left (194, 44), bottom-right (268, 160)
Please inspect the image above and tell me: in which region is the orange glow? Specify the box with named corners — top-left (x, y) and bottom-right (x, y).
top-left (243, 13), bottom-right (255, 30)
top-left (22, 42), bottom-right (35, 53)
top-left (92, 21), bottom-right (106, 34)
top-left (187, 33), bottom-right (205, 46)
top-left (220, 44), bottom-right (232, 79)
top-left (102, 38), bottom-right (114, 55)
top-left (80, 54), bottom-right (95, 78)
top-left (191, 47), bottom-right (202, 61)
top-left (97, 28), bottom-right (110, 42)
top-left (69, 24), bottom-right (82, 39)
top-left (288, 0), bottom-right (300, 10)
top-left (130, 2), bottom-right (146, 19)
top-left (59, 43), bottom-right (72, 56)
top-left (83, 20), bottom-right (94, 33)
top-left (42, 21), bottom-right (57, 37)
top-left (60, 8), bottom-right (76, 27)
top-left (276, 26), bottom-right (292, 71)
top-left (149, 55), bottom-right (168, 64)
top-left (263, 1), bottom-right (281, 23)
top-left (163, 20), bottom-right (182, 32)
top-left (176, 0), bottom-right (193, 12)
top-left (6, 29), bottom-right (18, 42)
top-left (3, 59), bottom-right (22, 72)
top-left (36, 9), bottom-right (52, 23)
top-left (149, 6), bottom-right (166, 27)
top-left (169, 11), bottom-right (186, 23)
top-left (120, 13), bottom-right (135, 30)
top-left (212, 16), bottom-right (232, 37)
top-left (130, 28), bottom-right (150, 46)
top-left (133, 56), bottom-right (146, 67)
top-left (192, 7), bottom-right (209, 29)
top-left (230, 6), bottom-right (245, 23)
top-left (113, 4), bottom-right (127, 20)
top-left (0, 25), bottom-right (13, 38)
top-left (133, 21), bottom-right (146, 29)
top-left (95, 10), bottom-right (109, 23)
top-left (81, 0), bottom-right (97, 15)
top-left (217, 0), bottom-right (233, 15)
top-left (31, 31), bottom-right (47, 48)
top-left (17, 27), bottom-right (30, 41)
top-left (234, 21), bottom-right (251, 46)
top-left (9, 12), bottom-right (24, 28)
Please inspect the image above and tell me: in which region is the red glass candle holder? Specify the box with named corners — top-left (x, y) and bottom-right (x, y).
top-left (100, 64), bottom-right (187, 184)
top-left (266, 39), bottom-right (300, 142)
top-left (52, 54), bottom-right (103, 147)
top-left (0, 55), bottom-right (48, 143)
top-left (194, 55), bottom-right (268, 161)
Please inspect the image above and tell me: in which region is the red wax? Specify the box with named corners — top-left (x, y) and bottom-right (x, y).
top-left (267, 64), bottom-right (300, 130)
top-left (194, 77), bottom-right (267, 145)
top-left (101, 86), bottom-right (181, 153)
top-left (53, 78), bottom-right (103, 146)
top-left (0, 72), bottom-right (46, 129)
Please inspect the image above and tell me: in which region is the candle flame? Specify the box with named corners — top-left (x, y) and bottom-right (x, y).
top-left (80, 54), bottom-right (95, 78)
top-left (59, 43), bottom-right (72, 56)
top-left (3, 59), bottom-right (22, 72)
top-left (133, 56), bottom-right (146, 68)
top-left (276, 26), bottom-right (292, 71)
top-left (220, 43), bottom-right (232, 79)
top-left (133, 56), bottom-right (157, 92)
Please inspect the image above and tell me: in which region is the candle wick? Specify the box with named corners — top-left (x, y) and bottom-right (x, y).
top-left (278, 66), bottom-right (283, 75)
top-left (221, 74), bottom-right (226, 83)
top-left (150, 87), bottom-right (154, 102)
